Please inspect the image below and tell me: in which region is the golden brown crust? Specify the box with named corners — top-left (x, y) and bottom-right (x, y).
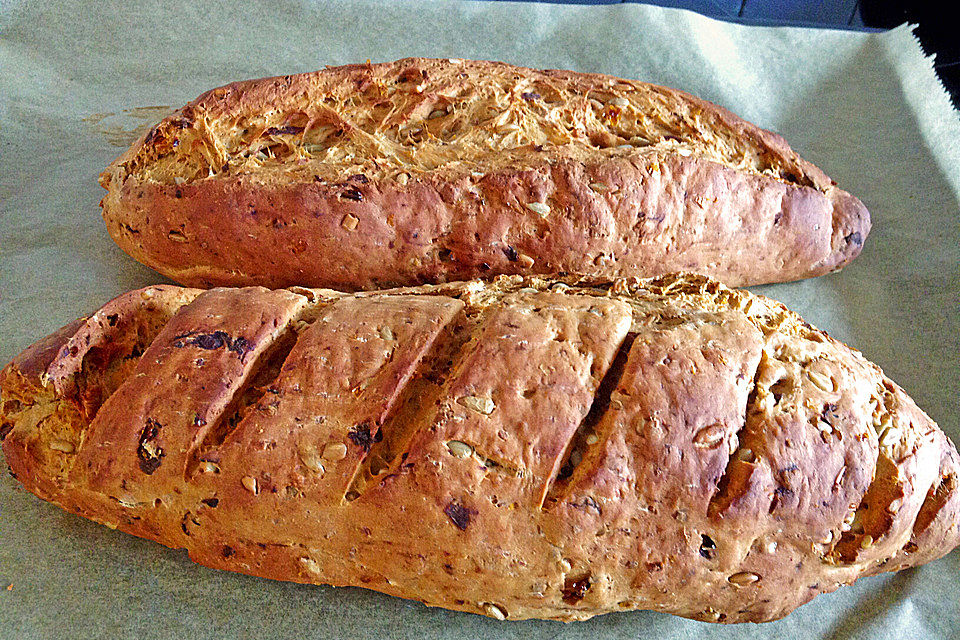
top-left (99, 58), bottom-right (870, 290)
top-left (2, 274), bottom-right (955, 623)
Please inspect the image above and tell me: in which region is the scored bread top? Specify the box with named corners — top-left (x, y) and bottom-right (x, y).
top-left (111, 60), bottom-right (827, 188)
top-left (2, 274), bottom-right (957, 623)
top-left (100, 58), bottom-right (870, 290)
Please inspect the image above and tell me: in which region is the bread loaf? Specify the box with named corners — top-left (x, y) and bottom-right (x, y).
top-left (2, 274), bottom-right (955, 623)
top-left (99, 58), bottom-right (870, 290)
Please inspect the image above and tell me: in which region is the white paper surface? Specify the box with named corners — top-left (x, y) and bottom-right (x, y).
top-left (1, 1), bottom-right (958, 638)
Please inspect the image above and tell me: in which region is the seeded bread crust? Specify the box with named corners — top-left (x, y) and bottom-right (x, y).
top-left (99, 58), bottom-right (870, 290)
top-left (2, 274), bottom-right (955, 623)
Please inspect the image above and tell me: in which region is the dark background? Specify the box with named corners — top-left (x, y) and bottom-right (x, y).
top-left (859, 2), bottom-right (958, 109)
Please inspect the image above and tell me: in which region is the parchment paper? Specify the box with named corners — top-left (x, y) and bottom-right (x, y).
top-left (1, 1), bottom-right (958, 638)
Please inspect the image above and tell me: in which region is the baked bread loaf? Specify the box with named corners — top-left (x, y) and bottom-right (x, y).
top-left (99, 58), bottom-right (870, 290)
top-left (2, 274), bottom-right (955, 623)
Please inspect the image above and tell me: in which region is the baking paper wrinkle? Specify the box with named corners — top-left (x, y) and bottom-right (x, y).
top-left (0, 1), bottom-right (957, 638)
